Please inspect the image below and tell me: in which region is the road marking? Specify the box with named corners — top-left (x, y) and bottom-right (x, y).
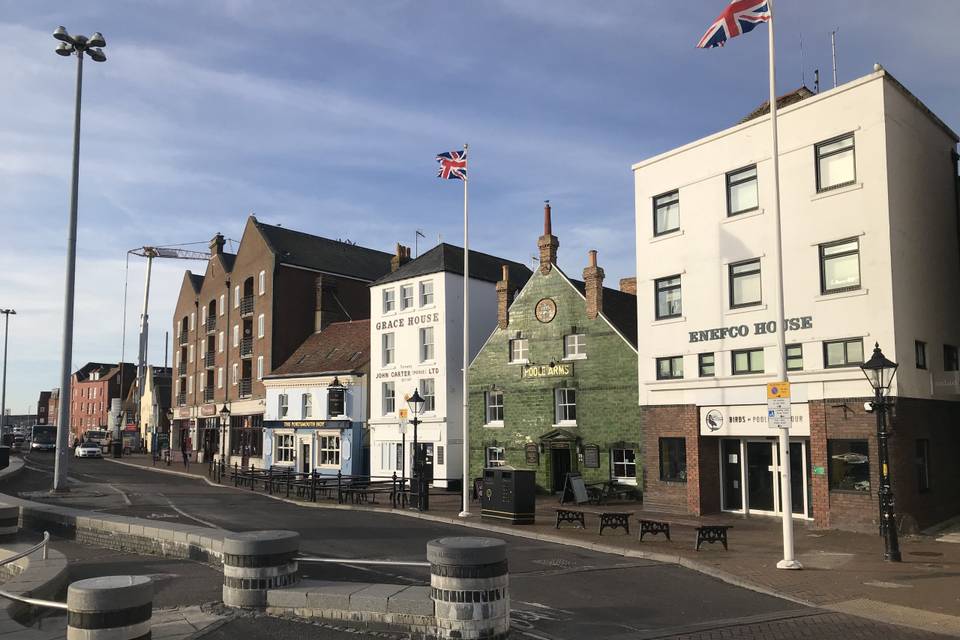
top-left (105, 483), bottom-right (133, 506)
top-left (161, 497), bottom-right (220, 529)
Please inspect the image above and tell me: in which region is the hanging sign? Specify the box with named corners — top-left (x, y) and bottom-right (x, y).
top-left (767, 382), bottom-right (792, 430)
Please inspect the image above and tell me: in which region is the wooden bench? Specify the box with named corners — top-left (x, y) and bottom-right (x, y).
top-left (637, 514), bottom-right (733, 550)
top-left (555, 508), bottom-right (634, 535)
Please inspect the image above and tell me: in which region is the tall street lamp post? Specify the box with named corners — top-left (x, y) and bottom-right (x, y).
top-left (0, 310), bottom-right (15, 431)
top-left (219, 404), bottom-right (230, 476)
top-left (51, 26), bottom-right (107, 492)
top-left (407, 389), bottom-right (426, 511)
top-left (860, 342), bottom-right (902, 562)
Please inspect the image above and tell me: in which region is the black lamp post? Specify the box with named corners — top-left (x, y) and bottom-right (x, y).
top-left (860, 342), bottom-right (901, 562)
top-left (407, 388), bottom-right (426, 511)
top-left (219, 404), bottom-right (231, 464)
top-left (164, 409), bottom-right (174, 466)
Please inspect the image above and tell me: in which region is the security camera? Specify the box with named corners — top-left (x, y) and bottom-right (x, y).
top-left (863, 401), bottom-right (874, 413)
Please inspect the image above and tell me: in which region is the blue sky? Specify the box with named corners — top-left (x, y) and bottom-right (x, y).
top-left (1, 1), bottom-right (958, 413)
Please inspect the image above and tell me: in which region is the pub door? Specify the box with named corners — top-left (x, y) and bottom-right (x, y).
top-left (551, 447), bottom-right (572, 493)
top-left (418, 443), bottom-right (434, 484)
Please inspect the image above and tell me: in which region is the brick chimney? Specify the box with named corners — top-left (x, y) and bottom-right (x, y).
top-left (391, 243), bottom-right (412, 272)
top-left (583, 250), bottom-right (605, 320)
top-left (619, 277), bottom-right (637, 295)
top-left (496, 265), bottom-right (513, 330)
top-left (537, 201), bottom-right (559, 274)
top-left (209, 233), bottom-right (225, 255)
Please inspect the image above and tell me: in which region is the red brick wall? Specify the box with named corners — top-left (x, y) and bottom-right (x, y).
top-left (640, 405), bottom-right (702, 514)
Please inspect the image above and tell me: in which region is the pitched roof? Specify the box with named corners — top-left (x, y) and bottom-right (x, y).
top-left (568, 276), bottom-right (638, 348)
top-left (372, 243), bottom-right (533, 288)
top-left (268, 320), bottom-right (371, 378)
top-left (740, 86), bottom-right (815, 123)
top-left (253, 218), bottom-right (393, 282)
top-left (187, 272), bottom-right (204, 292)
top-left (219, 253), bottom-right (237, 273)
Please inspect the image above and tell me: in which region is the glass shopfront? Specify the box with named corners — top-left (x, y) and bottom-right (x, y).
top-left (719, 438), bottom-right (812, 518)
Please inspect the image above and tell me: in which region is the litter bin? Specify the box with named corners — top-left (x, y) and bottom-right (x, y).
top-left (481, 467), bottom-right (536, 524)
top-left (112, 441), bottom-right (123, 458)
top-left (0, 446), bottom-right (9, 469)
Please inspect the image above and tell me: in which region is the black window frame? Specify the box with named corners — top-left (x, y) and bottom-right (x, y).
top-left (819, 237), bottom-right (861, 295)
top-left (654, 275), bottom-right (682, 320)
top-left (698, 353), bottom-right (715, 377)
top-left (916, 439), bottom-right (931, 493)
top-left (786, 343), bottom-right (803, 372)
top-left (726, 164), bottom-right (759, 216)
top-left (731, 348), bottom-right (764, 375)
top-left (915, 340), bottom-right (927, 370)
top-left (815, 133), bottom-right (856, 192)
top-left (652, 190), bottom-right (680, 237)
top-left (827, 439), bottom-right (870, 492)
top-left (944, 344), bottom-right (959, 372)
top-left (656, 356), bottom-right (684, 380)
top-left (823, 338), bottom-right (865, 369)
top-left (728, 258), bottom-right (762, 309)
top-left (658, 437), bottom-right (687, 483)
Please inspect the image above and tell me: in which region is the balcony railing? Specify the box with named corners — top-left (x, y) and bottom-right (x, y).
top-left (203, 388), bottom-right (214, 403)
top-left (176, 392), bottom-right (186, 406)
top-left (240, 337), bottom-right (253, 357)
top-left (204, 351), bottom-right (215, 367)
top-left (177, 363), bottom-right (186, 376)
top-left (205, 316), bottom-right (216, 333)
top-left (240, 296), bottom-right (254, 317)
top-left (239, 379), bottom-right (252, 398)
top-left (178, 333), bottom-right (188, 346)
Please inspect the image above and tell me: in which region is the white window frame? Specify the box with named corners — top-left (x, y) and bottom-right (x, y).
top-left (219, 294), bottom-right (225, 315)
top-left (188, 375), bottom-right (193, 395)
top-left (234, 285), bottom-right (240, 308)
top-left (509, 338), bottom-right (529, 363)
top-left (419, 326), bottom-right (435, 362)
top-left (258, 270), bottom-right (266, 296)
top-left (233, 324), bottom-right (239, 347)
top-left (612, 448), bottom-right (637, 483)
top-left (279, 393), bottom-right (288, 418)
top-left (382, 382), bottom-right (395, 415)
top-left (257, 356), bottom-right (264, 380)
top-left (188, 344), bottom-right (194, 363)
top-left (400, 284), bottom-right (414, 310)
top-left (419, 280), bottom-right (434, 306)
top-left (555, 388), bottom-right (577, 425)
top-left (275, 433), bottom-right (295, 463)
top-left (563, 334), bottom-right (586, 359)
top-left (419, 378), bottom-right (435, 413)
top-left (302, 393), bottom-right (312, 418)
top-left (382, 288), bottom-right (396, 313)
top-left (379, 442), bottom-right (403, 472)
top-left (217, 367), bottom-right (224, 389)
top-left (257, 314), bottom-right (265, 339)
top-left (485, 390), bottom-right (504, 426)
top-left (190, 312), bottom-right (195, 331)
top-left (201, 306), bottom-right (207, 322)
top-left (319, 435), bottom-right (340, 467)
top-left (232, 363), bottom-right (238, 385)
top-left (486, 447), bottom-right (506, 468)
top-left (382, 333), bottom-right (395, 366)
top-left (218, 331), bottom-right (225, 353)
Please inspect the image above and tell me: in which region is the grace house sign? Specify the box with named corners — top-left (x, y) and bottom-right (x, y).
top-left (688, 316), bottom-right (813, 343)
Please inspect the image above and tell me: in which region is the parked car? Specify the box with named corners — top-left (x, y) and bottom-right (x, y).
top-left (11, 436), bottom-right (25, 452)
top-left (74, 441), bottom-right (103, 459)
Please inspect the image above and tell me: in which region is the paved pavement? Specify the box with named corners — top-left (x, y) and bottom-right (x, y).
top-left (5, 453), bottom-right (956, 639)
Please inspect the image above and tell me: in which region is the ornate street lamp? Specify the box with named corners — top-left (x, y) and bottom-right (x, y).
top-left (860, 342), bottom-right (901, 562)
top-left (407, 389), bottom-right (426, 510)
top-left (219, 404), bottom-right (231, 463)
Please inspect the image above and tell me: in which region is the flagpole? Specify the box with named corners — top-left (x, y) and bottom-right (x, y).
top-left (459, 142), bottom-right (471, 518)
top-left (767, 0), bottom-right (801, 570)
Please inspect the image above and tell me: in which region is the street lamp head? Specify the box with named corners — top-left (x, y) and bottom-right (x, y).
top-left (407, 388), bottom-right (425, 415)
top-left (55, 43), bottom-right (74, 57)
top-left (87, 48), bottom-right (107, 63)
top-left (861, 342), bottom-right (898, 394)
top-left (219, 404), bottom-right (231, 427)
top-left (53, 26), bottom-right (73, 44)
top-left (87, 32), bottom-right (106, 48)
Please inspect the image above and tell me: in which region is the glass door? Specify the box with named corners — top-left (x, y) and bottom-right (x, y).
top-left (746, 441), bottom-right (776, 512)
top-left (773, 439), bottom-right (811, 518)
top-left (721, 439), bottom-right (743, 511)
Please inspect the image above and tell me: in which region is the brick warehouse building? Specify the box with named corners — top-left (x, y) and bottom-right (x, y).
top-left (171, 216), bottom-right (393, 466)
top-left (632, 67), bottom-right (960, 532)
top-left (468, 204), bottom-right (639, 493)
top-left (68, 362), bottom-right (136, 442)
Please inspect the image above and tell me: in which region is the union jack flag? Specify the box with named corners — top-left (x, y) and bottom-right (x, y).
top-left (436, 149), bottom-right (467, 180)
top-left (697, 0), bottom-right (770, 49)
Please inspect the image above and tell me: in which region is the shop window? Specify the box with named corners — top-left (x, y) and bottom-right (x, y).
top-left (485, 390), bottom-right (504, 424)
top-left (824, 338), bottom-right (864, 368)
top-left (828, 440), bottom-right (870, 492)
top-left (816, 133), bottom-right (856, 192)
top-left (726, 165), bottom-right (758, 216)
top-left (653, 190), bottom-right (680, 236)
top-left (564, 333), bottom-right (586, 359)
top-left (382, 382), bottom-right (395, 415)
top-left (420, 378), bottom-right (436, 412)
top-left (486, 447), bottom-right (505, 467)
top-left (819, 238), bottom-right (860, 294)
top-left (420, 280), bottom-right (434, 306)
top-left (319, 436), bottom-right (340, 467)
top-left (915, 341), bottom-right (927, 370)
top-left (944, 344), bottom-right (958, 372)
top-left (698, 353), bottom-right (714, 377)
top-left (379, 442), bottom-right (403, 472)
top-left (555, 388), bottom-right (577, 424)
top-left (732, 348), bottom-right (764, 375)
top-left (509, 338), bottom-right (528, 363)
top-left (382, 288), bottom-right (396, 313)
top-left (400, 284), bottom-right (414, 310)
top-left (275, 434), bottom-right (295, 463)
top-left (657, 356), bottom-right (684, 380)
top-left (612, 448), bottom-right (636, 480)
top-left (659, 438), bottom-right (686, 482)
top-left (655, 275), bottom-right (682, 320)
top-left (786, 344), bottom-right (803, 371)
top-left (729, 259), bottom-right (761, 308)
top-left (916, 439), bottom-right (931, 492)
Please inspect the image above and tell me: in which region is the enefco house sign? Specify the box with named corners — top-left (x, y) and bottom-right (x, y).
top-left (688, 316), bottom-right (813, 343)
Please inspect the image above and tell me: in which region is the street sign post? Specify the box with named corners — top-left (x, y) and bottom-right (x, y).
top-left (767, 382), bottom-right (791, 429)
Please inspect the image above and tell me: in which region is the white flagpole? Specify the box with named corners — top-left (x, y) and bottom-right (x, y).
top-left (767, 0), bottom-right (801, 570)
top-left (459, 143), bottom-right (471, 518)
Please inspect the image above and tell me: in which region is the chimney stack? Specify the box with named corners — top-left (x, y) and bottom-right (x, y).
top-left (619, 277), bottom-right (637, 296)
top-left (209, 233), bottom-right (226, 255)
top-left (583, 250), bottom-right (605, 320)
top-left (496, 265), bottom-right (513, 330)
top-left (391, 243), bottom-right (412, 272)
top-left (537, 201), bottom-right (559, 274)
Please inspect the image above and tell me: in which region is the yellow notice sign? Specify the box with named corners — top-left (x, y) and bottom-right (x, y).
top-left (767, 381), bottom-right (792, 429)
top-left (767, 382), bottom-right (791, 399)
top-left (398, 408), bottom-right (409, 421)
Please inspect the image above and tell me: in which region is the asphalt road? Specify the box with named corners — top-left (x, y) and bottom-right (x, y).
top-left (5, 454), bottom-right (948, 640)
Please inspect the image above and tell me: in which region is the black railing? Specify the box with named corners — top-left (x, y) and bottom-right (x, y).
top-left (239, 379), bottom-right (252, 398)
top-left (205, 316), bottom-right (216, 332)
top-left (240, 296), bottom-right (254, 316)
top-left (176, 392), bottom-right (186, 406)
top-left (177, 362), bottom-right (187, 375)
top-left (204, 351), bottom-right (215, 367)
top-left (203, 388), bottom-right (214, 403)
top-left (178, 333), bottom-right (188, 346)
top-left (240, 336), bottom-right (253, 357)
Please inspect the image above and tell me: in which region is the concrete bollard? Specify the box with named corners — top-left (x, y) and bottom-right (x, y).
top-left (428, 536), bottom-right (509, 640)
top-left (222, 530), bottom-right (300, 608)
top-left (0, 504), bottom-right (18, 538)
top-left (67, 575), bottom-right (153, 640)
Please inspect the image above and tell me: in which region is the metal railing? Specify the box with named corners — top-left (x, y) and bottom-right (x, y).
top-left (240, 296), bottom-right (254, 316)
top-left (240, 337), bottom-right (253, 357)
top-left (0, 532), bottom-right (68, 611)
top-left (177, 362), bottom-right (187, 376)
top-left (205, 316), bottom-right (216, 332)
top-left (178, 333), bottom-right (188, 346)
top-left (176, 392), bottom-right (186, 406)
top-left (204, 351), bottom-right (215, 367)
top-left (203, 388), bottom-right (214, 403)
top-left (239, 379), bottom-right (252, 397)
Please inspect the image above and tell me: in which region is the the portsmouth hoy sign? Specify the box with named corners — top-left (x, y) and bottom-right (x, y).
top-left (688, 316), bottom-right (813, 343)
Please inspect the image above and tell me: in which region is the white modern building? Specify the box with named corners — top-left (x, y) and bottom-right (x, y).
top-left (633, 66), bottom-right (960, 532)
top-left (368, 244), bottom-right (531, 488)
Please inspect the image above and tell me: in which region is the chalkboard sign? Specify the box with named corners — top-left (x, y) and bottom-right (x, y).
top-left (524, 443), bottom-right (540, 465)
top-left (583, 444), bottom-right (600, 469)
top-left (560, 472), bottom-right (590, 505)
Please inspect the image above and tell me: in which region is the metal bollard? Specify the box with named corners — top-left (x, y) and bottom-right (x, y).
top-left (222, 530), bottom-right (300, 608)
top-left (0, 504), bottom-right (19, 538)
top-left (428, 537), bottom-right (509, 640)
top-left (67, 575), bottom-right (153, 640)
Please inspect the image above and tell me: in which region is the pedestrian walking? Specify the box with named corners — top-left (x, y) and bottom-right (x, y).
top-left (181, 434), bottom-right (191, 469)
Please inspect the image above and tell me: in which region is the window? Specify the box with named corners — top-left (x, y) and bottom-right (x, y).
top-left (302, 393), bottom-right (312, 418)
top-left (786, 344), bottom-right (803, 371)
top-left (188, 344), bottom-right (194, 363)
top-left (816, 133), bottom-right (856, 192)
top-left (419, 378), bottom-right (435, 412)
top-left (319, 436), bottom-right (340, 466)
top-left (234, 285), bottom-right (240, 308)
top-left (729, 259), bottom-right (761, 308)
top-left (824, 338), bottom-right (864, 368)
top-left (275, 434), bottom-right (295, 463)
top-left (732, 348), bottom-right (764, 375)
top-left (916, 439), bottom-right (931, 492)
top-left (485, 390), bottom-right (504, 424)
top-left (564, 334), bottom-right (586, 359)
top-left (382, 382), bottom-right (395, 415)
top-left (612, 449), bottom-right (636, 480)
top-left (419, 327), bottom-right (435, 361)
top-left (382, 289), bottom-right (395, 313)
top-left (555, 388), bottom-right (577, 424)
top-left (726, 165), bottom-right (758, 216)
top-left (278, 393), bottom-right (288, 418)
top-left (819, 238), bottom-right (860, 294)
top-left (659, 438), bottom-right (687, 482)
top-left (233, 324), bottom-right (239, 347)
top-left (219, 294), bottom-right (225, 316)
top-left (400, 284), bottom-right (414, 310)
top-left (382, 333), bottom-right (395, 365)
top-left (509, 338), bottom-right (528, 363)
top-left (218, 331), bottom-right (225, 353)
top-left (915, 341), bottom-right (927, 370)
top-left (828, 440), bottom-right (870, 492)
top-left (944, 344), bottom-right (959, 372)
top-left (188, 375), bottom-right (193, 395)
top-left (190, 312), bottom-right (195, 331)
top-left (258, 270), bottom-right (266, 295)
top-left (217, 367), bottom-right (223, 389)
top-left (655, 275), bottom-right (682, 320)
top-left (656, 356), bottom-right (683, 380)
top-left (257, 314), bottom-right (265, 339)
top-left (232, 363), bottom-right (238, 385)
top-left (201, 306), bottom-right (206, 322)
top-left (420, 280), bottom-right (434, 306)
top-left (653, 190), bottom-right (680, 236)
top-left (486, 447), bottom-right (505, 468)
top-left (257, 356), bottom-right (264, 380)
top-left (379, 442), bottom-right (403, 472)
top-left (698, 353), bottom-right (714, 377)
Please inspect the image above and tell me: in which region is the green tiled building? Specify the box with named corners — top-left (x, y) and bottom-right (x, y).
top-left (468, 204), bottom-right (641, 494)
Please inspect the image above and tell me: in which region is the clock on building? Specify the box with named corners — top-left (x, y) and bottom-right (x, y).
top-left (535, 298), bottom-right (557, 323)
